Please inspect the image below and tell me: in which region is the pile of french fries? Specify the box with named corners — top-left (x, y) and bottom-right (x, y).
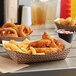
top-left (4, 39), bottom-right (45, 55)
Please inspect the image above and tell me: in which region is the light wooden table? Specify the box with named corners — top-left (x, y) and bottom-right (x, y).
top-left (0, 23), bottom-right (76, 76)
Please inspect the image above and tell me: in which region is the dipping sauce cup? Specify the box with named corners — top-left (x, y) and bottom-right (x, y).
top-left (57, 29), bottom-right (74, 43)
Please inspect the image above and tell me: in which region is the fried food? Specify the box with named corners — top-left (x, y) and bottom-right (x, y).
top-left (69, 19), bottom-right (76, 26)
top-left (28, 39), bottom-right (51, 48)
top-left (20, 48), bottom-right (32, 54)
top-left (35, 48), bottom-right (58, 54)
top-left (62, 17), bottom-right (72, 25)
top-left (1, 23), bottom-right (16, 29)
top-left (4, 28), bottom-right (18, 37)
top-left (0, 28), bottom-right (6, 37)
top-left (18, 24), bottom-right (33, 37)
top-left (54, 38), bottom-right (64, 50)
top-left (36, 53), bottom-right (45, 55)
top-left (56, 17), bottom-right (76, 26)
top-left (4, 39), bottom-right (36, 55)
top-left (10, 40), bottom-right (28, 49)
top-left (60, 18), bottom-right (64, 23)
top-left (26, 50), bottom-right (32, 54)
top-left (21, 38), bottom-right (30, 45)
top-left (28, 32), bottom-right (64, 54)
top-left (42, 32), bottom-right (57, 48)
top-left (4, 32), bottom-right (64, 55)
top-left (56, 20), bottom-right (60, 24)
top-left (56, 18), bottom-right (64, 24)
top-left (0, 23), bottom-right (33, 37)
top-left (42, 32), bottom-right (64, 49)
top-left (21, 48), bottom-right (27, 53)
top-left (9, 39), bottom-right (32, 54)
top-left (4, 43), bottom-right (24, 53)
top-left (29, 27), bottom-right (33, 34)
top-left (30, 47), bottom-right (36, 55)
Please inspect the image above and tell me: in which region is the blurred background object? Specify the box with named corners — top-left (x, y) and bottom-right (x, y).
top-left (31, 0), bottom-right (48, 25)
top-left (60, 0), bottom-right (71, 19)
top-left (1, 0), bottom-right (76, 27)
top-left (19, 0), bottom-right (31, 6)
top-left (21, 6), bottom-right (32, 27)
top-left (56, 0), bottom-right (60, 18)
top-left (6, 0), bottom-right (18, 23)
top-left (0, 0), bottom-right (6, 27)
top-left (71, 0), bottom-right (76, 18)
top-left (46, 0), bottom-right (57, 22)
top-left (18, 5), bottom-right (24, 24)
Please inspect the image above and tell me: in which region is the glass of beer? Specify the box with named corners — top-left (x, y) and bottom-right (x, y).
top-left (31, 0), bottom-right (48, 25)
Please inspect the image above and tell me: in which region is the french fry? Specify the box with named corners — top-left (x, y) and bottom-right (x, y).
top-left (10, 40), bottom-right (18, 46)
top-left (10, 40), bottom-right (27, 49)
top-left (21, 48), bottom-right (32, 54)
top-left (36, 53), bottom-right (45, 55)
top-left (6, 47), bottom-right (11, 50)
top-left (21, 48), bottom-right (27, 53)
top-left (26, 50), bottom-right (32, 54)
top-left (4, 43), bottom-right (24, 53)
top-left (56, 20), bottom-right (60, 24)
top-left (20, 44), bottom-right (28, 49)
top-left (4, 42), bottom-right (8, 48)
top-left (30, 47), bottom-right (36, 55)
top-left (21, 38), bottom-right (30, 45)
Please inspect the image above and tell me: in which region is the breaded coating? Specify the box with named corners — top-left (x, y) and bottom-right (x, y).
top-left (28, 39), bottom-right (51, 48)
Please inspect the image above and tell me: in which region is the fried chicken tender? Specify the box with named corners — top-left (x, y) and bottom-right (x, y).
top-left (28, 39), bottom-right (51, 48)
top-left (42, 32), bottom-right (57, 48)
top-left (35, 48), bottom-right (61, 54)
top-left (54, 38), bottom-right (64, 50)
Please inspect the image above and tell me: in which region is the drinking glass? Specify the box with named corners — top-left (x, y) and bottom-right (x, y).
top-left (31, 0), bottom-right (48, 25)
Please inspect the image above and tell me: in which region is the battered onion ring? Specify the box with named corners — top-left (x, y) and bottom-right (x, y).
top-left (1, 23), bottom-right (16, 29)
top-left (12, 25), bottom-right (20, 31)
top-left (18, 24), bottom-right (30, 37)
top-left (29, 27), bottom-right (33, 34)
top-left (0, 28), bottom-right (6, 37)
top-left (13, 25), bottom-right (21, 37)
top-left (4, 28), bottom-right (18, 37)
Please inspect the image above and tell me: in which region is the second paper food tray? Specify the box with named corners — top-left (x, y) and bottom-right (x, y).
top-left (54, 18), bottom-right (76, 31)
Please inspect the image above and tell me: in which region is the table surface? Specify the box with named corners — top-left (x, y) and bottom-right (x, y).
top-left (0, 23), bottom-right (76, 76)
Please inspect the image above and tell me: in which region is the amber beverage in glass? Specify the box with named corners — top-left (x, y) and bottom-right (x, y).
top-left (31, 0), bottom-right (48, 25)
